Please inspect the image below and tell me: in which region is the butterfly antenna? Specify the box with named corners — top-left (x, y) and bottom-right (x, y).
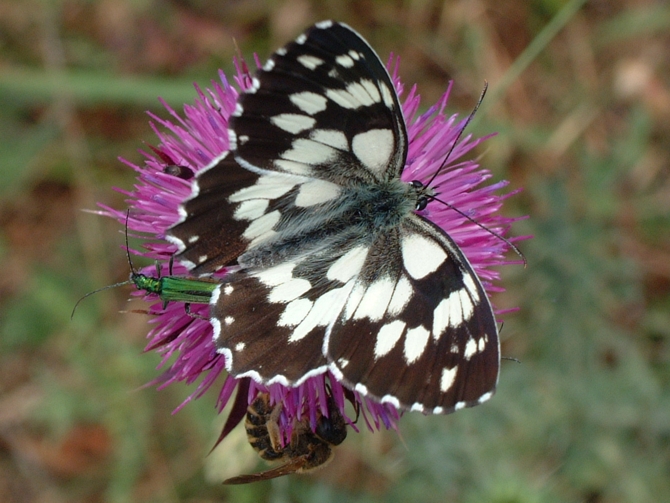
top-left (430, 194), bottom-right (526, 266)
top-left (70, 211), bottom-right (137, 320)
top-left (424, 81), bottom-right (488, 190)
top-left (422, 82), bottom-right (525, 265)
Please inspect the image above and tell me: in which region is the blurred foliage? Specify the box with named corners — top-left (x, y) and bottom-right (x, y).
top-left (1, 0), bottom-right (669, 502)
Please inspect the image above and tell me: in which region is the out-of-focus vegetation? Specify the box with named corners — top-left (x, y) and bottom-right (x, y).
top-left (1, 1), bottom-right (668, 502)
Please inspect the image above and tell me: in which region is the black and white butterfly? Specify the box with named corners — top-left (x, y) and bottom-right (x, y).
top-left (167, 20), bottom-right (499, 414)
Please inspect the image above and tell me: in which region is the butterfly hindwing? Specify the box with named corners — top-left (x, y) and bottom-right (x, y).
top-left (210, 272), bottom-right (331, 384)
top-left (326, 214), bottom-right (499, 413)
top-left (211, 234), bottom-right (368, 384)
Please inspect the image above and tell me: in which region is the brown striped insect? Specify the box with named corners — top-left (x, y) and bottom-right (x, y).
top-left (223, 392), bottom-right (348, 484)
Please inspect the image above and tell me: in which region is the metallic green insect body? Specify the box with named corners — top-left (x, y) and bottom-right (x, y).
top-left (131, 271), bottom-right (218, 308)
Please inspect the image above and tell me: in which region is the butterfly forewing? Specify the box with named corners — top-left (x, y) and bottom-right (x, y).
top-left (167, 21), bottom-right (501, 414)
top-left (169, 153), bottom-right (262, 274)
top-left (231, 21), bottom-right (407, 185)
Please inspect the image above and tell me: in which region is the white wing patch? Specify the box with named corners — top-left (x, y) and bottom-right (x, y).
top-left (342, 283), bottom-right (364, 320)
top-left (401, 234), bottom-right (448, 280)
top-left (335, 54), bottom-right (355, 68)
top-left (271, 113), bottom-right (316, 134)
top-left (311, 129), bottom-right (348, 150)
top-left (290, 92), bottom-right (328, 115)
top-left (451, 288), bottom-right (475, 329)
top-left (374, 320), bottom-right (406, 359)
top-left (386, 275), bottom-right (412, 316)
top-left (253, 262), bottom-right (296, 287)
top-left (297, 54), bottom-right (324, 70)
top-left (353, 277), bottom-right (395, 321)
top-left (433, 285), bottom-right (474, 335)
top-left (278, 298), bottom-right (313, 327)
top-left (380, 82), bottom-right (395, 108)
top-left (325, 79), bottom-right (382, 109)
top-left (478, 391), bottom-right (494, 404)
top-left (355, 80), bottom-right (382, 105)
top-left (280, 138), bottom-right (338, 166)
top-left (268, 277), bottom-right (311, 303)
top-left (440, 366), bottom-right (458, 392)
top-left (242, 210), bottom-right (280, 241)
top-left (403, 325), bottom-right (430, 364)
top-left (432, 298), bottom-right (451, 335)
top-left (211, 317), bottom-right (222, 341)
top-left (326, 245), bottom-right (368, 283)
top-left (342, 272), bottom-right (413, 324)
top-left (289, 283), bottom-right (353, 343)
top-left (233, 199), bottom-right (269, 221)
top-left (464, 333), bottom-right (488, 360)
top-left (229, 175), bottom-right (296, 202)
top-left (462, 272), bottom-right (481, 302)
top-left (295, 179), bottom-right (341, 207)
top-left (352, 129), bottom-right (394, 173)
top-left (314, 20), bottom-right (334, 29)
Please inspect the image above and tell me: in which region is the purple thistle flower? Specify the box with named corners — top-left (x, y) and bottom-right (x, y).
top-left (97, 49), bottom-right (524, 449)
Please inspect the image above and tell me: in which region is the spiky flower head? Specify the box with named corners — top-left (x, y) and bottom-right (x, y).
top-left (98, 51), bottom-right (523, 448)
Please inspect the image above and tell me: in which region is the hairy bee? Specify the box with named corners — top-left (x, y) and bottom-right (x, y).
top-left (223, 393), bottom-right (348, 484)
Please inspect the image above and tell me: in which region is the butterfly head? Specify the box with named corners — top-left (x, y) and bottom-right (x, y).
top-left (409, 180), bottom-right (436, 211)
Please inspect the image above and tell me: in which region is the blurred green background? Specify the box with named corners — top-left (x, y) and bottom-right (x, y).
top-left (1, 0), bottom-right (669, 502)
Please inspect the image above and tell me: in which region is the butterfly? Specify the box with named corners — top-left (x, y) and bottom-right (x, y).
top-left (167, 20), bottom-right (499, 415)
top-left (223, 392), bottom-right (347, 484)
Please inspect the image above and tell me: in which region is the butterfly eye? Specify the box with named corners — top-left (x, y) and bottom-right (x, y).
top-left (410, 180), bottom-right (429, 211)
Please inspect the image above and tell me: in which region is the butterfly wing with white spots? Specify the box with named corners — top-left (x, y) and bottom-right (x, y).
top-left (168, 21), bottom-right (500, 413)
top-left (326, 215), bottom-right (499, 414)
